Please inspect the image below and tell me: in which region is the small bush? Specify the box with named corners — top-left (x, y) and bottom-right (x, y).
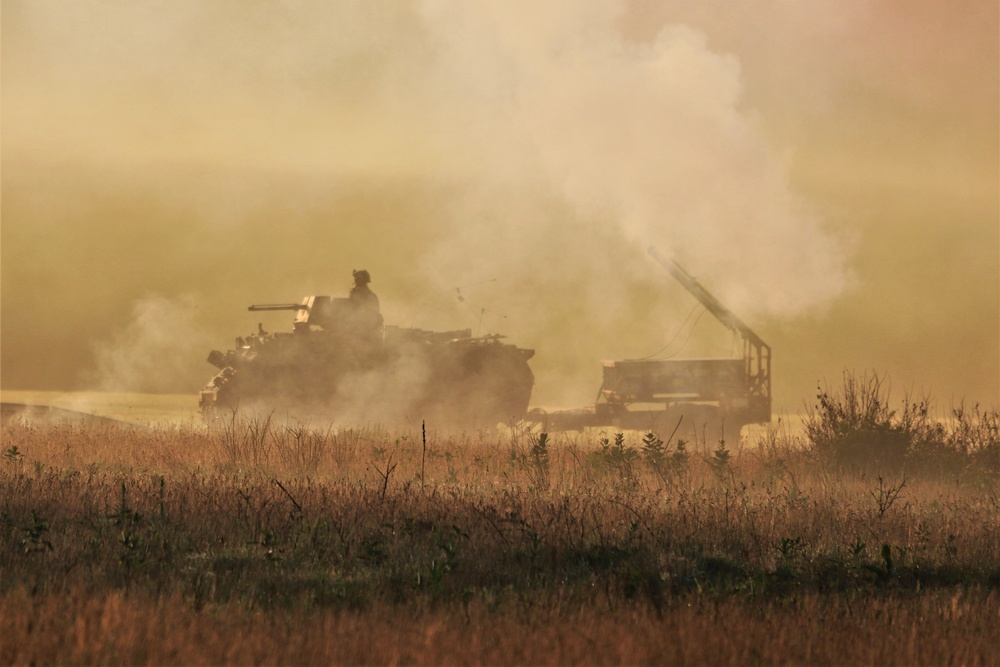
top-left (806, 371), bottom-right (999, 477)
top-left (806, 372), bottom-right (910, 472)
top-left (948, 403), bottom-right (1000, 475)
top-left (640, 431), bottom-right (689, 484)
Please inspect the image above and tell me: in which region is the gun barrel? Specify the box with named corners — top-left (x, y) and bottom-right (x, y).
top-left (248, 303), bottom-right (309, 312)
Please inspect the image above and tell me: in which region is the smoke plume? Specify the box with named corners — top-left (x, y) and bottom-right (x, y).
top-left (3, 0), bottom-right (996, 412)
top-left (417, 3), bottom-right (851, 316)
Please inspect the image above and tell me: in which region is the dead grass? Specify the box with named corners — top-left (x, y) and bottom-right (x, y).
top-left (1, 416), bottom-right (998, 665)
top-left (3, 587), bottom-right (998, 666)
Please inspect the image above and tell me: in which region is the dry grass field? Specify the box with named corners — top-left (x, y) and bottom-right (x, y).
top-left (1, 377), bottom-right (998, 665)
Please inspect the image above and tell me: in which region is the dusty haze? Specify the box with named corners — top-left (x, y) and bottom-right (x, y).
top-left (2, 0), bottom-right (998, 414)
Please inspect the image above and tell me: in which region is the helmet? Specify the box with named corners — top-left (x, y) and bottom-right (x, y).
top-left (353, 269), bottom-right (371, 285)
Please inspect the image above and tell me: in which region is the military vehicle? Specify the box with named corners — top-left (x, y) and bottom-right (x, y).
top-left (201, 251), bottom-right (769, 438)
top-left (199, 295), bottom-right (535, 428)
top-left (528, 248), bottom-right (771, 442)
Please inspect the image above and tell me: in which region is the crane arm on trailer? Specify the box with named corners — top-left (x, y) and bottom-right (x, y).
top-left (647, 246), bottom-right (771, 422)
top-left (647, 247), bottom-right (768, 350)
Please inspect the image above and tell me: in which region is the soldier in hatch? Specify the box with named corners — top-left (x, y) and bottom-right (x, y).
top-left (348, 269), bottom-right (384, 337)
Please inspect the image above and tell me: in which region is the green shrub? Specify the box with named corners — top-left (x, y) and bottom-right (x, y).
top-left (806, 372), bottom-right (910, 473)
top-left (806, 371), bottom-right (999, 477)
top-left (948, 403), bottom-right (1000, 475)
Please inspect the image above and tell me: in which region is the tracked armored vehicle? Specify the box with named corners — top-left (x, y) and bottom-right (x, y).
top-left (200, 295), bottom-right (535, 428)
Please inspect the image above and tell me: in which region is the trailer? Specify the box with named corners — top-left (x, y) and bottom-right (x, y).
top-left (528, 248), bottom-right (771, 443)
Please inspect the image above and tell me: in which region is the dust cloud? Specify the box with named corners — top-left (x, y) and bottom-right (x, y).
top-left (2, 1), bottom-right (997, 415)
top-left (88, 295), bottom-right (215, 394)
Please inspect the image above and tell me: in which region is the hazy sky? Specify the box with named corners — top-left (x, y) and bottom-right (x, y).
top-left (2, 0), bottom-right (997, 414)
